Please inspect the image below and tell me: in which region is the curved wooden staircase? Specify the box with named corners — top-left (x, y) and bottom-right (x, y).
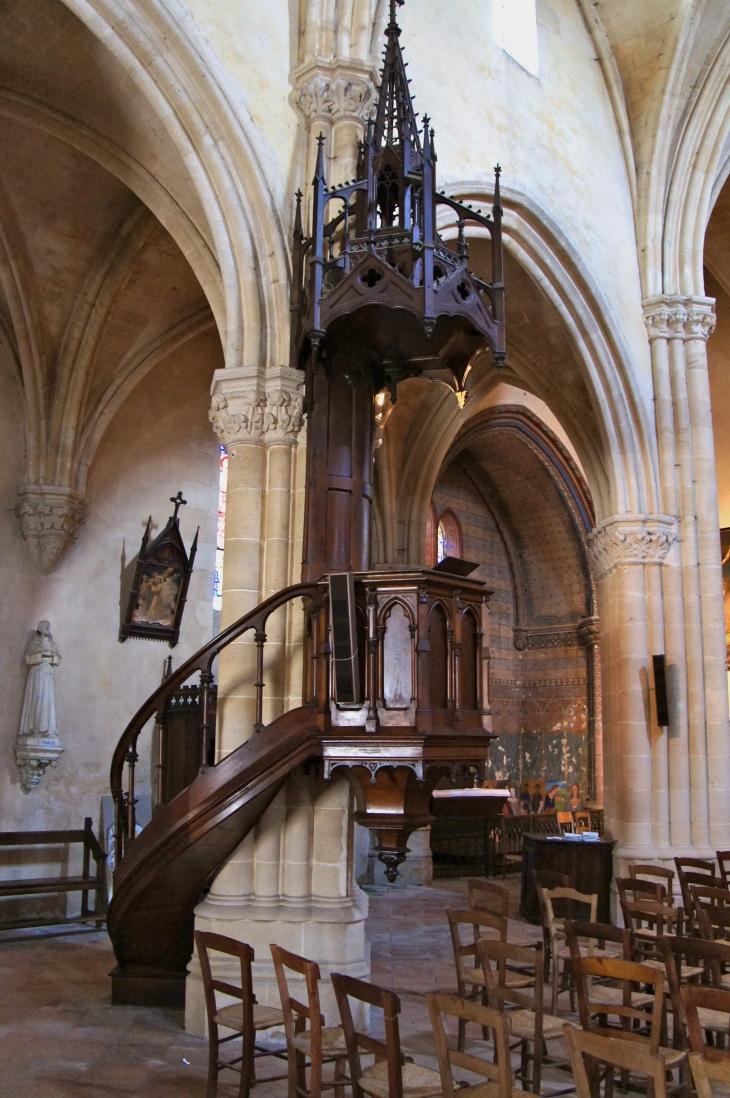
top-left (107, 583), bottom-right (326, 1006)
top-left (107, 569), bottom-right (495, 1007)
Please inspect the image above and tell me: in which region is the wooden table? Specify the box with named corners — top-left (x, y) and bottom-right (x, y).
top-left (520, 834), bottom-right (616, 924)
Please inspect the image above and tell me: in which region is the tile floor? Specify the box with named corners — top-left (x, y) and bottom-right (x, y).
top-left (0, 877), bottom-right (574, 1098)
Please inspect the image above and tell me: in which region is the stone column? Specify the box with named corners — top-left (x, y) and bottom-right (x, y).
top-left (292, 61), bottom-right (377, 210)
top-left (587, 515), bottom-right (678, 862)
top-left (643, 296), bottom-right (730, 853)
top-left (208, 367), bottom-right (304, 754)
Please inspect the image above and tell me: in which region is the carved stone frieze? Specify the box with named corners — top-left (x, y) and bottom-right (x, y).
top-left (15, 485), bottom-right (87, 574)
top-left (209, 368), bottom-right (304, 448)
top-left (294, 64), bottom-right (377, 123)
top-left (513, 627), bottom-right (582, 651)
top-left (643, 295), bottom-right (716, 342)
top-left (587, 514), bottom-right (678, 580)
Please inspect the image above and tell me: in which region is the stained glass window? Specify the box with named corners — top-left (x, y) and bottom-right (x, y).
top-left (213, 446), bottom-right (228, 611)
top-left (437, 522), bottom-right (445, 563)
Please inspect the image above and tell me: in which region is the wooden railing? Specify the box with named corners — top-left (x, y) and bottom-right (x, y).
top-left (110, 582), bottom-right (325, 866)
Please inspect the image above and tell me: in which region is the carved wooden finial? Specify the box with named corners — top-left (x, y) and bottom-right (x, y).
top-left (169, 491), bottom-right (187, 521)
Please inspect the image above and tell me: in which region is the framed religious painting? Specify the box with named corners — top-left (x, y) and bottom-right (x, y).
top-left (120, 492), bottom-right (198, 648)
top-left (721, 527), bottom-right (730, 667)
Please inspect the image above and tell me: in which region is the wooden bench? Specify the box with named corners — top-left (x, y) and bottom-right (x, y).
top-left (0, 817), bottom-right (107, 930)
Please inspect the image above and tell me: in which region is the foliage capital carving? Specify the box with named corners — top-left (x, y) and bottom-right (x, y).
top-left (209, 368), bottom-right (304, 447)
top-left (293, 61), bottom-right (377, 123)
top-left (587, 514), bottom-right (678, 580)
top-left (643, 295), bottom-right (716, 342)
top-left (15, 485), bottom-right (87, 574)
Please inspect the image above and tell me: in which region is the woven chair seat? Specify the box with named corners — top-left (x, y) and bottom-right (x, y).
top-left (359, 1060), bottom-right (442, 1098)
top-left (464, 968), bottom-right (534, 990)
top-left (215, 1003), bottom-right (285, 1032)
top-left (697, 1006), bottom-right (730, 1034)
top-left (641, 959), bottom-right (704, 980)
top-left (589, 984), bottom-right (655, 1009)
top-left (457, 1083), bottom-right (526, 1098)
top-left (506, 1009), bottom-right (575, 1041)
top-left (290, 1026), bottom-right (347, 1056)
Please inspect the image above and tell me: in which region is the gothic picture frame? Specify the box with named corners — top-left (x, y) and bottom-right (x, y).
top-left (120, 493), bottom-right (198, 648)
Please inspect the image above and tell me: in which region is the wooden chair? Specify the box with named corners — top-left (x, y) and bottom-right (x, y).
top-left (689, 1051), bottom-right (730, 1098)
top-left (565, 1026), bottom-right (670, 1098)
top-left (564, 920), bottom-right (654, 1011)
top-left (572, 952), bottom-right (687, 1086)
top-left (717, 851), bottom-right (730, 891)
top-left (331, 973), bottom-right (441, 1098)
top-left (676, 857), bottom-right (716, 924)
top-left (690, 883), bottom-right (730, 917)
top-left (467, 877), bottom-right (510, 918)
top-left (447, 907), bottom-right (531, 1051)
top-left (617, 880), bottom-right (681, 963)
top-left (195, 931), bottom-right (286, 1098)
top-left (660, 935), bottom-right (729, 1054)
top-left (697, 906), bottom-right (730, 969)
top-left (533, 870), bottom-right (571, 980)
top-left (427, 992), bottom-right (522, 1098)
top-left (542, 886), bottom-right (598, 1013)
top-left (270, 944), bottom-right (348, 1098)
top-left (681, 986), bottom-right (730, 1062)
top-left (478, 938), bottom-right (575, 1096)
top-left (574, 810), bottom-right (592, 834)
top-left (556, 810), bottom-right (574, 834)
top-left (630, 863), bottom-right (676, 906)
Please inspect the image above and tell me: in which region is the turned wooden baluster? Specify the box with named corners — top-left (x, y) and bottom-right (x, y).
top-left (125, 748), bottom-right (139, 849)
top-left (254, 630), bottom-right (266, 733)
top-left (199, 668), bottom-right (214, 771)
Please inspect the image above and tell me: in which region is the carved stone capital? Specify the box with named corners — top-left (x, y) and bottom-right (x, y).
top-left (209, 367), bottom-right (305, 447)
top-left (293, 61), bottom-right (377, 123)
top-left (15, 485), bottom-right (87, 574)
top-left (587, 514), bottom-right (678, 580)
top-left (577, 616), bottom-right (600, 647)
top-left (643, 295), bottom-right (716, 342)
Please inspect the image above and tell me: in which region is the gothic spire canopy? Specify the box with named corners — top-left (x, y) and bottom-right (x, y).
top-left (290, 0), bottom-right (505, 406)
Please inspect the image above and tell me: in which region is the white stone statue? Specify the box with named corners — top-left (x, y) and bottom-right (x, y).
top-left (15, 621), bottom-right (64, 793)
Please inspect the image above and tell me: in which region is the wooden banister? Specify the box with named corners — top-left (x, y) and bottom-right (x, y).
top-left (110, 581), bottom-right (324, 864)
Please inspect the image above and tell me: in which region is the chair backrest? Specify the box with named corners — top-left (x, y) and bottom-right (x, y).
top-left (573, 953), bottom-right (665, 1053)
top-left (616, 876), bottom-right (666, 905)
top-left (564, 919), bottom-right (633, 965)
top-left (690, 1052), bottom-right (730, 1098)
top-left (556, 810), bottom-right (574, 832)
top-left (573, 811), bottom-right (592, 834)
top-left (427, 992), bottom-right (513, 1098)
top-left (542, 888), bottom-right (598, 954)
top-left (270, 944), bottom-right (324, 1052)
top-left (467, 878), bottom-right (510, 918)
top-left (195, 930), bottom-right (254, 1034)
top-left (447, 908), bottom-right (508, 993)
top-left (681, 985), bottom-right (730, 1060)
top-left (478, 938), bottom-right (544, 1025)
top-left (697, 905), bottom-right (730, 943)
top-left (331, 973), bottom-right (402, 1098)
top-left (565, 1025), bottom-right (668, 1098)
top-left (690, 883), bottom-right (730, 912)
top-left (620, 897), bottom-right (681, 958)
top-left (676, 857), bottom-right (716, 915)
top-left (717, 850), bottom-right (730, 890)
top-left (629, 863), bottom-right (675, 905)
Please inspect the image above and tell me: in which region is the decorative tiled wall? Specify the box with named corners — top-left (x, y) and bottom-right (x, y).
top-left (433, 463), bottom-right (589, 794)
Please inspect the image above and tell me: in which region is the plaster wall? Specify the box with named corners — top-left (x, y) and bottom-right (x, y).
top-left (0, 330), bottom-right (221, 916)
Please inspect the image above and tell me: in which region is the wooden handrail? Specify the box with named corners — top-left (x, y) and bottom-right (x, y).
top-left (110, 581), bottom-right (325, 863)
